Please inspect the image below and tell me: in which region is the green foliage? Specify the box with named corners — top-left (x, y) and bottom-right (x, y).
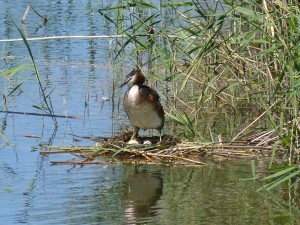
top-left (166, 111), bottom-right (196, 139)
top-left (98, 0), bottom-right (300, 186)
top-left (258, 166), bottom-right (300, 191)
top-left (13, 23), bottom-right (57, 126)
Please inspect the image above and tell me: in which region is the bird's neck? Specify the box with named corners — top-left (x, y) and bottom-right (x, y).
top-left (134, 71), bottom-right (146, 84)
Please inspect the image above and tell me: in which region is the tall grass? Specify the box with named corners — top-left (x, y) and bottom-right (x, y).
top-left (1, 23), bottom-right (58, 133)
top-left (98, 0), bottom-right (300, 187)
top-left (1, 43), bottom-right (32, 145)
top-left (13, 23), bottom-right (58, 127)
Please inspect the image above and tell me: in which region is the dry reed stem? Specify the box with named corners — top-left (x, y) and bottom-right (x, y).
top-left (21, 5), bottom-right (30, 24)
top-left (232, 101), bottom-right (277, 141)
top-left (146, 152), bottom-right (207, 165)
top-left (0, 110), bottom-right (83, 119)
top-left (51, 161), bottom-right (113, 165)
top-left (40, 150), bottom-right (94, 155)
top-left (0, 132), bottom-right (10, 145)
top-left (0, 35), bottom-right (197, 43)
top-left (40, 111), bottom-right (286, 166)
top-left (40, 138), bottom-right (279, 166)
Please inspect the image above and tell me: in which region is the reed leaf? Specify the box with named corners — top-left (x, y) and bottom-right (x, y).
top-left (259, 169), bottom-right (300, 191)
top-left (13, 22), bottom-right (57, 126)
top-left (262, 166), bottom-right (297, 181)
top-left (0, 64), bottom-right (30, 78)
top-left (99, 0), bottom-right (300, 171)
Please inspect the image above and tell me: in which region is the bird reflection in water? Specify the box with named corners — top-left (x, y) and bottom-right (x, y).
top-left (122, 167), bottom-right (163, 224)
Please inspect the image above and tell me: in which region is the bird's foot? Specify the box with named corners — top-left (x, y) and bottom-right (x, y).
top-left (127, 139), bottom-right (139, 145)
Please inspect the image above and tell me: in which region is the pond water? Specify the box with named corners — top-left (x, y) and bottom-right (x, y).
top-left (0, 1), bottom-right (299, 224)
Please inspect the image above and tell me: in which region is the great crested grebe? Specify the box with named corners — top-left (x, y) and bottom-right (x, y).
top-left (119, 69), bottom-right (164, 144)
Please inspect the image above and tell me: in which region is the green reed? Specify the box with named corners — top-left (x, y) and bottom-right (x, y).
top-left (1, 44), bottom-right (31, 144)
top-left (13, 23), bottom-right (57, 127)
top-left (98, 0), bottom-right (300, 188)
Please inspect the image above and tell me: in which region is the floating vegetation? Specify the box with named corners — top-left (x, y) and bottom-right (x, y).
top-left (39, 131), bottom-right (285, 166)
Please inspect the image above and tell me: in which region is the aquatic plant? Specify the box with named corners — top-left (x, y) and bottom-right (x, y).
top-left (0, 44), bottom-right (32, 144)
top-left (97, 0), bottom-right (300, 188)
top-left (13, 23), bottom-right (58, 126)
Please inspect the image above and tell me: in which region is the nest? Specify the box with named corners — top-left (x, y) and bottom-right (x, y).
top-left (39, 130), bottom-right (285, 166)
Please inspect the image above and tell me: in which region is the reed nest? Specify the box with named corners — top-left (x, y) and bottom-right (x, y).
top-left (39, 130), bottom-right (285, 166)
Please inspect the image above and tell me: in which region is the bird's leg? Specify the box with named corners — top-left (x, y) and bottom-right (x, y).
top-left (131, 127), bottom-right (140, 140)
top-left (158, 128), bottom-right (162, 142)
top-left (127, 127), bottom-right (140, 144)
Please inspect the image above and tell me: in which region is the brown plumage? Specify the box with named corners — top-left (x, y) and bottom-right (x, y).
top-left (119, 69), bottom-right (164, 142)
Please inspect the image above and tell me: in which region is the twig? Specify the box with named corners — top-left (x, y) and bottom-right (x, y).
top-left (198, 145), bottom-right (273, 150)
top-left (0, 132), bottom-right (10, 145)
top-left (0, 110), bottom-right (83, 119)
top-left (0, 35), bottom-right (197, 43)
top-left (51, 161), bottom-right (113, 165)
top-left (21, 4), bottom-right (47, 25)
top-left (164, 144), bottom-right (274, 151)
top-left (145, 152), bottom-right (207, 165)
top-left (30, 5), bottom-right (44, 19)
top-left (40, 150), bottom-right (94, 155)
top-left (209, 152), bottom-right (254, 158)
top-left (251, 130), bottom-right (275, 143)
top-left (21, 5), bottom-right (30, 24)
top-left (232, 101), bottom-right (277, 141)
top-left (140, 152), bottom-right (153, 161)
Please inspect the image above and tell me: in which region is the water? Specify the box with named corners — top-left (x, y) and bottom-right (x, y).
top-left (0, 1), bottom-right (299, 224)
top-left (0, 162), bottom-right (271, 224)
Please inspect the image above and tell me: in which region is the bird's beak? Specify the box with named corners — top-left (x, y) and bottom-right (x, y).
top-left (119, 77), bottom-right (132, 88)
top-left (119, 69), bottom-right (136, 88)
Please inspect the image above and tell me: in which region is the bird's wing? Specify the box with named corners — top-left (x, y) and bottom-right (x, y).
top-left (139, 85), bottom-right (160, 99)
